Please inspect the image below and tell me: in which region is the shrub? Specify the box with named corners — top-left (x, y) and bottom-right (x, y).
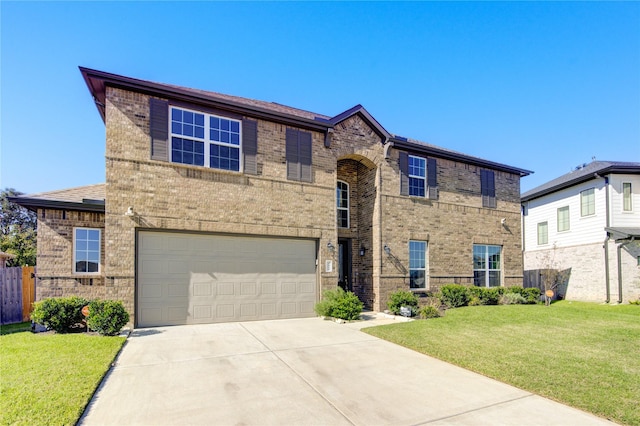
top-left (505, 286), bottom-right (541, 304)
top-left (500, 292), bottom-right (527, 305)
top-left (387, 290), bottom-right (419, 316)
top-left (629, 299), bottom-right (640, 305)
top-left (418, 305), bottom-right (441, 319)
top-left (440, 284), bottom-right (470, 308)
top-left (31, 296), bottom-right (89, 333)
top-left (468, 286), bottom-right (503, 305)
top-left (86, 300), bottom-right (130, 336)
top-left (314, 288), bottom-right (363, 321)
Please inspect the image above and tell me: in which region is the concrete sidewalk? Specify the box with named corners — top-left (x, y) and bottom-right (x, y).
top-left (80, 316), bottom-right (613, 425)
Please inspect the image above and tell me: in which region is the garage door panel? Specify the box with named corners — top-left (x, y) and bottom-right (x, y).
top-left (137, 232), bottom-right (317, 327)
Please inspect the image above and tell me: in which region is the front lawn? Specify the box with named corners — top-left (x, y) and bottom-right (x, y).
top-left (0, 330), bottom-right (125, 425)
top-left (363, 301), bottom-right (640, 426)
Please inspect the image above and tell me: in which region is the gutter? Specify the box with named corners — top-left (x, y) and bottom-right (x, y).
top-left (616, 236), bottom-right (635, 304)
top-left (598, 174), bottom-right (611, 303)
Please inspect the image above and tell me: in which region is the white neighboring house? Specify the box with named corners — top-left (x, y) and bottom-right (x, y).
top-left (521, 161), bottom-right (640, 303)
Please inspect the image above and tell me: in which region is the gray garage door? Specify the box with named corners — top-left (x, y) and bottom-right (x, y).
top-left (137, 231), bottom-right (317, 327)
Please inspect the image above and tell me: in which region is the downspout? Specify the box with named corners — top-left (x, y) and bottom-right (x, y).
top-left (616, 237), bottom-right (635, 304)
top-left (604, 234), bottom-right (611, 303)
top-left (596, 174), bottom-right (611, 302)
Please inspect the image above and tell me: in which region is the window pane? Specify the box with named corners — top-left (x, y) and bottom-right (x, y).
top-left (473, 271), bottom-right (485, 287)
top-left (87, 262), bottom-right (99, 273)
top-left (221, 119), bottom-right (230, 131)
top-left (537, 222), bottom-right (548, 245)
top-left (184, 111), bottom-right (193, 123)
top-left (409, 177), bottom-right (425, 197)
top-left (210, 116), bottom-right (220, 130)
top-left (473, 244), bottom-right (501, 287)
top-left (231, 121), bottom-right (240, 133)
top-left (623, 183), bottom-right (632, 211)
top-left (557, 206), bottom-right (570, 232)
top-left (220, 131), bottom-right (230, 143)
top-left (171, 108), bottom-right (181, 121)
top-left (410, 270), bottom-right (425, 289)
top-left (76, 229), bottom-right (87, 240)
top-left (488, 271), bottom-right (501, 287)
top-left (581, 188), bottom-right (595, 216)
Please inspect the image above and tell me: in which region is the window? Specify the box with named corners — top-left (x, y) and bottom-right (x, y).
top-left (337, 181), bottom-right (349, 228)
top-left (286, 129), bottom-right (312, 182)
top-left (170, 107), bottom-right (241, 171)
top-left (537, 222), bottom-right (548, 245)
top-left (623, 183), bottom-right (632, 212)
top-left (409, 241), bottom-right (427, 289)
top-left (581, 188), bottom-right (595, 216)
top-left (74, 228), bottom-right (101, 274)
top-left (557, 206), bottom-right (570, 232)
top-left (408, 155), bottom-right (426, 197)
top-left (481, 170), bottom-right (496, 208)
top-left (473, 244), bottom-right (501, 287)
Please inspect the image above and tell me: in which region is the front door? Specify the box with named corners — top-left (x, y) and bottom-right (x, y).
top-left (338, 238), bottom-right (352, 291)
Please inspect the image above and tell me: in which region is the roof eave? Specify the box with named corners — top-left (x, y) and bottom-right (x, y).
top-left (8, 196), bottom-right (105, 213)
top-left (390, 137), bottom-right (532, 177)
top-left (79, 67), bottom-right (332, 132)
top-left (521, 165), bottom-right (640, 202)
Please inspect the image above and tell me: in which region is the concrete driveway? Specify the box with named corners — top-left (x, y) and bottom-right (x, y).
top-left (80, 317), bottom-right (612, 425)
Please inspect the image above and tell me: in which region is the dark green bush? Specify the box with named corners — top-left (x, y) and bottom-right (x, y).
top-left (31, 296), bottom-right (89, 333)
top-left (314, 288), bottom-right (363, 321)
top-left (86, 300), bottom-right (130, 336)
top-left (505, 286), bottom-right (541, 304)
top-left (387, 290), bottom-right (419, 316)
top-left (418, 305), bottom-right (441, 319)
top-left (440, 284), bottom-right (470, 308)
top-left (468, 287), bottom-right (503, 305)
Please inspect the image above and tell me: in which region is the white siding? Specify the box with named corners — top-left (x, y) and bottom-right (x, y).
top-left (523, 178), bottom-right (607, 251)
top-left (609, 174), bottom-right (640, 228)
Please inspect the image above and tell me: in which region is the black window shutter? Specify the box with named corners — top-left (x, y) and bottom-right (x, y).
top-left (286, 129), bottom-right (299, 180)
top-left (242, 119), bottom-right (258, 175)
top-left (481, 170), bottom-right (496, 208)
top-left (399, 152), bottom-right (409, 196)
top-left (149, 98), bottom-right (169, 162)
top-left (427, 158), bottom-right (438, 199)
top-left (299, 131), bottom-right (313, 183)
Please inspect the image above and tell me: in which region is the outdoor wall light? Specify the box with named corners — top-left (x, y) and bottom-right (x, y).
top-left (327, 241), bottom-right (335, 252)
top-left (383, 244), bottom-right (391, 255)
top-left (359, 246), bottom-right (366, 256)
top-left (124, 206), bottom-right (136, 217)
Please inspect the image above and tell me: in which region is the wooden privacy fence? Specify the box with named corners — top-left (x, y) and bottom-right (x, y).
top-left (0, 266), bottom-right (36, 325)
top-left (523, 268), bottom-right (571, 301)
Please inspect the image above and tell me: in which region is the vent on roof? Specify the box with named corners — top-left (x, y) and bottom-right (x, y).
top-left (395, 136), bottom-right (408, 142)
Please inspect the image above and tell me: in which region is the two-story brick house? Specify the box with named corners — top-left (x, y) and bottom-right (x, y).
top-left (12, 67), bottom-right (531, 327)
top-left (522, 161), bottom-right (640, 302)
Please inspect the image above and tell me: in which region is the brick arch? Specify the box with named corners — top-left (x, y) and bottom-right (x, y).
top-left (337, 153), bottom-right (377, 170)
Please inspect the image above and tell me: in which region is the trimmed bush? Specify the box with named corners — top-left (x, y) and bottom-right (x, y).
top-left (418, 305), bottom-right (441, 319)
top-left (440, 284), bottom-right (470, 308)
top-left (500, 292), bottom-right (527, 305)
top-left (31, 296), bottom-right (89, 333)
top-left (314, 288), bottom-right (363, 321)
top-left (86, 300), bottom-right (130, 336)
top-left (505, 286), bottom-right (541, 304)
top-left (387, 290), bottom-right (419, 316)
top-left (468, 287), bottom-right (503, 305)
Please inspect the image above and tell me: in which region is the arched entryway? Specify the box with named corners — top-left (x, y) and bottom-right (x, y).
top-left (336, 155), bottom-right (377, 309)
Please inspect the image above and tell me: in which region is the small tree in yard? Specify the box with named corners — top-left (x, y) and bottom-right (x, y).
top-left (539, 246), bottom-right (562, 306)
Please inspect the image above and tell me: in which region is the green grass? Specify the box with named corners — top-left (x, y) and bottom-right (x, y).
top-left (0, 330), bottom-right (125, 425)
top-left (363, 301), bottom-right (640, 426)
top-left (0, 322), bottom-right (31, 335)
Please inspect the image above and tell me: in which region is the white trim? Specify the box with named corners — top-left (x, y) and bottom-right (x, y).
top-left (73, 227), bottom-right (101, 275)
top-left (408, 155), bottom-right (426, 198)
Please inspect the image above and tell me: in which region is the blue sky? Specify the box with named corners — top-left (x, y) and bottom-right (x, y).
top-left (2, 1), bottom-right (639, 195)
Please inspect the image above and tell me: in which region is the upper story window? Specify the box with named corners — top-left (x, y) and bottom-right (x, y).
top-left (409, 240), bottom-right (427, 289)
top-left (408, 155), bottom-right (426, 197)
top-left (623, 182), bottom-right (632, 212)
top-left (170, 107), bottom-right (241, 171)
top-left (473, 244), bottom-right (501, 287)
top-left (580, 188), bottom-right (595, 217)
top-left (537, 221), bottom-right (548, 245)
top-left (74, 228), bottom-right (101, 274)
top-left (337, 181), bottom-right (349, 228)
top-left (557, 206), bottom-right (570, 232)
top-left (481, 170), bottom-right (496, 208)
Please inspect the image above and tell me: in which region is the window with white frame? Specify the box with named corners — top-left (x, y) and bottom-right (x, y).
top-left (537, 221), bottom-right (548, 245)
top-left (557, 206), bottom-right (570, 232)
top-left (337, 180), bottom-right (349, 228)
top-left (74, 228), bottom-right (101, 274)
top-left (623, 182), bottom-right (632, 212)
top-left (408, 155), bottom-right (426, 197)
top-left (170, 107), bottom-right (241, 171)
top-left (580, 188), bottom-right (595, 217)
top-left (409, 240), bottom-right (427, 289)
top-left (473, 244), bottom-right (501, 287)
